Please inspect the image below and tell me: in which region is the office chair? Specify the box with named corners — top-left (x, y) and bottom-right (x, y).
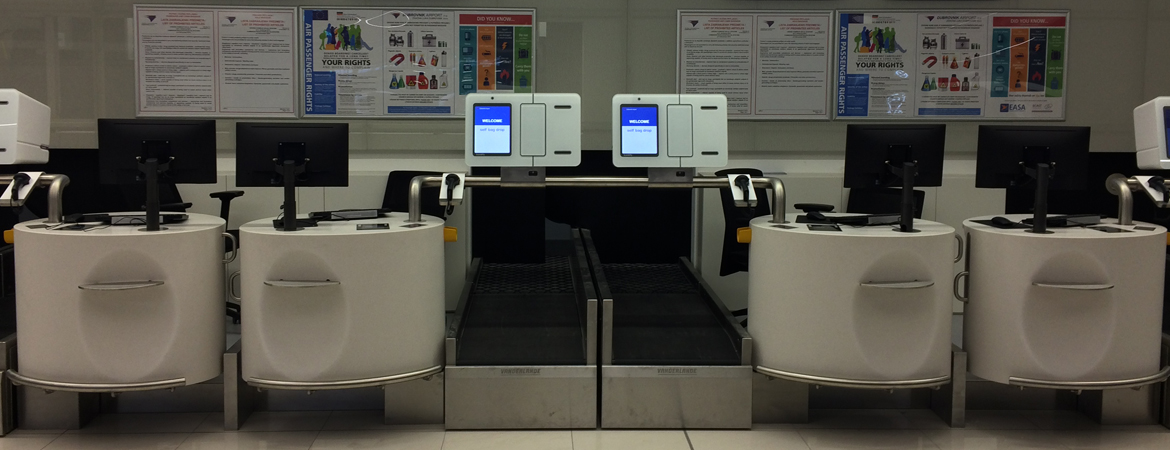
top-left (846, 187), bottom-right (925, 218)
top-left (383, 170), bottom-right (447, 218)
top-left (210, 191), bottom-right (244, 323)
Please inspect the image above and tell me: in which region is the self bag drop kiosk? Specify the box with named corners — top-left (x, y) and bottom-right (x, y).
top-left (596, 94), bottom-right (753, 429)
top-left (444, 93), bottom-right (596, 429)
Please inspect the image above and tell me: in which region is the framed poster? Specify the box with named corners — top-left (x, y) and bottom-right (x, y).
top-left (835, 10), bottom-right (1069, 120)
top-left (302, 7), bottom-right (536, 118)
top-left (678, 11), bottom-right (833, 120)
top-left (135, 5), bottom-right (299, 118)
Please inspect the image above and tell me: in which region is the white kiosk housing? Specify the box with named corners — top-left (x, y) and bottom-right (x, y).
top-left (464, 92), bottom-right (581, 168)
top-left (610, 94), bottom-right (727, 169)
top-left (0, 89), bottom-right (50, 165)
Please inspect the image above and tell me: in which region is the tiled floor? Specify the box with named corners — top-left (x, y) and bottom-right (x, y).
top-left (2, 409), bottom-right (1167, 449)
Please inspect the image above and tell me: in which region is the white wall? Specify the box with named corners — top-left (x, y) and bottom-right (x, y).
top-left (2, 0), bottom-right (1163, 311)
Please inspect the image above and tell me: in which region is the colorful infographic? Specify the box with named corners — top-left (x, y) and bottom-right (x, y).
top-left (836, 10), bottom-right (1068, 120)
top-left (985, 14), bottom-right (1067, 119)
top-left (303, 8), bottom-right (534, 118)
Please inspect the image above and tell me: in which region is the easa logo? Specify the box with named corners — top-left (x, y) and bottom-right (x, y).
top-left (1000, 104), bottom-right (1026, 113)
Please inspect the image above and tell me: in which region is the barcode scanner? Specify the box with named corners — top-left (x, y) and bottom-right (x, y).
top-left (10, 172), bottom-right (31, 204)
top-left (444, 173), bottom-right (461, 216)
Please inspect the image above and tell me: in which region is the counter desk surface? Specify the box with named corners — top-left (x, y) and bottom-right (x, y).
top-left (747, 214), bottom-right (956, 387)
top-left (239, 213), bottom-right (447, 389)
top-left (13, 213), bottom-right (226, 388)
top-left (962, 215), bottom-right (1167, 386)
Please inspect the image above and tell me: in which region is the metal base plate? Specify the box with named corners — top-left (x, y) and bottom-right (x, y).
top-left (601, 365), bottom-right (751, 429)
top-left (445, 365), bottom-right (596, 429)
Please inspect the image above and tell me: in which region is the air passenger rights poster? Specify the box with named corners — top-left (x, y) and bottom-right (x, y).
top-left (302, 8), bottom-right (535, 118)
top-left (836, 10), bottom-right (1068, 120)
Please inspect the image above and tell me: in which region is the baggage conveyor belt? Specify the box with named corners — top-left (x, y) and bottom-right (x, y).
top-left (444, 229), bottom-right (598, 429)
top-left (454, 256), bottom-right (587, 366)
top-left (602, 263), bottom-right (742, 366)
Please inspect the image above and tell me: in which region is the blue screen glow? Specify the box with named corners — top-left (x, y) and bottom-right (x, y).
top-left (620, 106), bottom-right (658, 156)
top-left (474, 105), bottom-right (511, 156)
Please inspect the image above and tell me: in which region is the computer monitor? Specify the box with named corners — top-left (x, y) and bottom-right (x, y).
top-left (235, 122), bottom-right (348, 231)
top-left (97, 119), bottom-right (217, 231)
top-left (843, 124), bottom-right (946, 233)
top-left (976, 126), bottom-right (1090, 233)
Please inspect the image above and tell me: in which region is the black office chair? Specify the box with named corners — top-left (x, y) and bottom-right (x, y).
top-left (210, 191), bottom-right (244, 323)
top-left (714, 168), bottom-right (771, 277)
top-left (846, 187), bottom-right (925, 218)
top-left (383, 170), bottom-right (447, 218)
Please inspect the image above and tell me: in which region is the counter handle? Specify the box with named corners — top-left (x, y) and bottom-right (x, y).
top-left (222, 233), bottom-right (238, 264)
top-left (860, 281), bottom-right (934, 289)
top-left (78, 281), bottom-right (164, 291)
top-left (263, 280), bottom-right (340, 288)
top-left (953, 272), bottom-right (969, 303)
top-left (1032, 282), bottom-right (1114, 291)
top-left (228, 271), bottom-right (241, 301)
top-left (954, 235), bottom-right (964, 263)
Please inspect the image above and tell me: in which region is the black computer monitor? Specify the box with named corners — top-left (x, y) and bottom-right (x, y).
top-left (843, 124), bottom-right (946, 233)
top-left (235, 122), bottom-right (348, 231)
top-left (976, 126), bottom-right (1090, 233)
top-left (97, 119), bottom-right (217, 231)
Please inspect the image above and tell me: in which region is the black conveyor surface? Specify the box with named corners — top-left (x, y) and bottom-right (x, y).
top-left (456, 257), bottom-right (586, 365)
top-left (605, 263), bottom-right (741, 366)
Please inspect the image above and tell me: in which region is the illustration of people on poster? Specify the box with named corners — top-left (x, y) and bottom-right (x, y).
top-left (304, 9), bottom-right (534, 117)
top-left (304, 9), bottom-right (382, 116)
top-left (985, 14), bottom-right (1067, 119)
top-left (837, 12), bottom-right (916, 117)
top-left (913, 13), bottom-right (988, 116)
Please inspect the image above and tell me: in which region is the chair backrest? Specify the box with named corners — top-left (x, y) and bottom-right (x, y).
top-left (383, 170), bottom-right (446, 218)
top-left (713, 168), bottom-right (771, 276)
top-left (846, 187), bottom-right (925, 218)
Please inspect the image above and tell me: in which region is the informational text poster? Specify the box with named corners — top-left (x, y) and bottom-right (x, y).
top-left (836, 10), bottom-right (1068, 120)
top-left (135, 6), bottom-right (298, 117)
top-left (303, 7), bottom-right (535, 118)
top-left (678, 11), bottom-right (832, 120)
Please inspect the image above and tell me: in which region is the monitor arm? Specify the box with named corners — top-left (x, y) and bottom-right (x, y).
top-left (887, 160), bottom-right (918, 233)
top-left (137, 156), bottom-right (173, 232)
top-left (1022, 162), bottom-right (1055, 234)
top-left (274, 158), bottom-right (307, 232)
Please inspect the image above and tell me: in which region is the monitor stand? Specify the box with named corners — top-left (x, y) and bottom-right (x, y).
top-left (1025, 162), bottom-right (1054, 234)
top-left (275, 158), bottom-right (309, 232)
top-left (137, 156), bottom-right (171, 232)
top-left (887, 161), bottom-right (919, 233)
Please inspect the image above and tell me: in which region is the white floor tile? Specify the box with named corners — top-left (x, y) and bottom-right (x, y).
top-left (443, 430), bottom-right (573, 450)
top-left (310, 430), bottom-right (444, 450)
top-left (1053, 430), bottom-right (1170, 449)
top-left (178, 431), bottom-right (318, 450)
top-left (798, 429), bottom-right (939, 449)
top-left (42, 432), bottom-right (190, 450)
top-left (221, 411), bottom-right (331, 433)
top-left (572, 430), bottom-right (692, 450)
top-left (71, 413), bottom-right (208, 434)
top-left (0, 431), bottom-right (62, 450)
top-left (923, 429), bottom-right (1066, 449)
top-left (688, 429), bottom-right (811, 450)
